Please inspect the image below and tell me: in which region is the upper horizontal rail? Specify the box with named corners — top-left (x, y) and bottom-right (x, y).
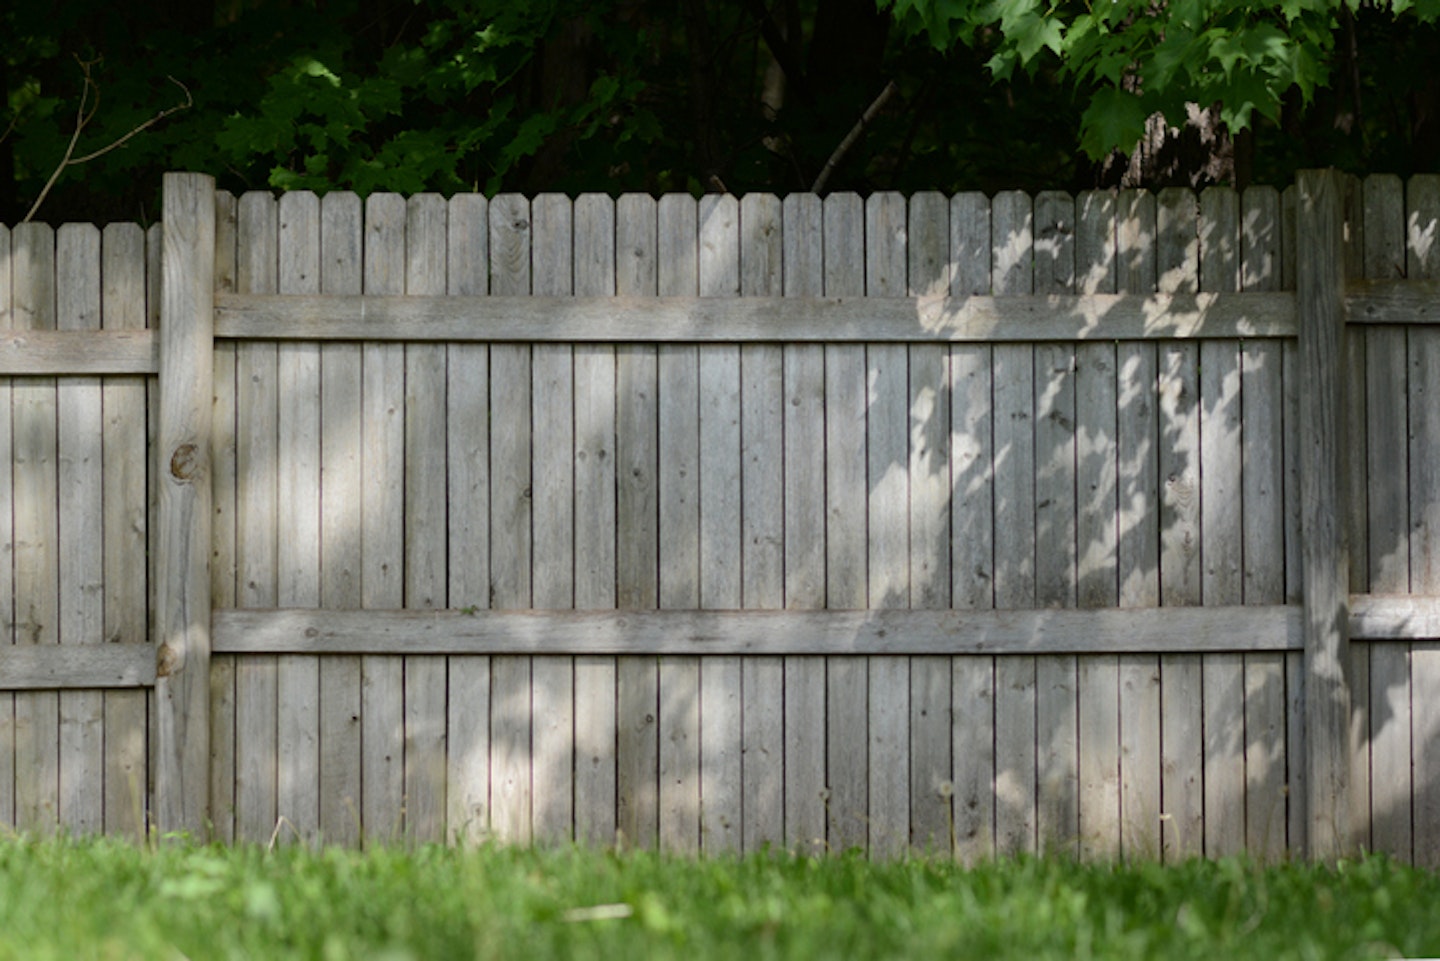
top-left (0, 331), bottom-right (158, 375)
top-left (0, 282), bottom-right (1434, 376)
top-left (214, 291), bottom-right (1299, 343)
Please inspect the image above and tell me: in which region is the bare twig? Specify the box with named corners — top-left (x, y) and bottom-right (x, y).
top-left (811, 80), bottom-right (898, 194)
top-left (21, 58), bottom-right (193, 223)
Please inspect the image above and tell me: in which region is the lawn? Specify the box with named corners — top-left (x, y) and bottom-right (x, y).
top-left (1, 836), bottom-right (1437, 960)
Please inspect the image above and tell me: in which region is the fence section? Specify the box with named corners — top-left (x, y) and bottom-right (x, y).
top-left (0, 220), bottom-right (157, 840)
top-left (3, 173), bottom-right (1440, 863)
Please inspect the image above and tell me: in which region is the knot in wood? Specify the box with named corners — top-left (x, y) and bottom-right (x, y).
top-left (156, 643), bottom-right (179, 677)
top-left (170, 443), bottom-right (200, 480)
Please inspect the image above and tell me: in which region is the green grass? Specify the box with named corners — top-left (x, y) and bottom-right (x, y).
top-left (1, 837), bottom-right (1438, 960)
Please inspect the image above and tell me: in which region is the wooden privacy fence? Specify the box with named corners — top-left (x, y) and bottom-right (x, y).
top-left (3, 170), bottom-right (1440, 862)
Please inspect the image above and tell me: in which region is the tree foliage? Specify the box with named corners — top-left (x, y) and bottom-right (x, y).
top-left (2, 0), bottom-right (1439, 222)
top-left (881, 0), bottom-right (1440, 159)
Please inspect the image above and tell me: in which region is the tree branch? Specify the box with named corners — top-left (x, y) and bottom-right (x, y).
top-left (811, 80), bottom-right (897, 194)
top-left (22, 59), bottom-right (193, 223)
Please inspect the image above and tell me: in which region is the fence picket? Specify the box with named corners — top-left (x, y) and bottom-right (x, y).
top-left (277, 191), bottom-right (322, 845)
top-left (908, 191), bottom-right (952, 855)
top-left (867, 191), bottom-right (910, 859)
top-left (401, 194), bottom-right (450, 845)
top-left (1407, 174), bottom-right (1440, 868)
top-left (823, 192), bottom-right (869, 853)
top-left (1240, 185), bottom-right (1289, 861)
top-left (1075, 189), bottom-right (1121, 860)
top-left (530, 194), bottom-right (576, 846)
top-left (234, 194), bottom-right (279, 844)
top-left (697, 194), bottom-right (743, 854)
top-left (1034, 190), bottom-right (1080, 858)
top-left (1198, 187), bottom-right (1247, 859)
top-left (208, 191), bottom-right (239, 843)
top-left (574, 192), bottom-right (619, 848)
top-left (318, 191), bottom-right (364, 846)
top-left (950, 190), bottom-right (996, 864)
top-left (360, 193), bottom-right (406, 846)
top-left (1116, 189), bottom-right (1163, 860)
top-left (992, 189), bottom-right (1038, 857)
top-left (739, 193), bottom-right (784, 855)
top-left (615, 193), bottom-right (660, 850)
top-left (0, 226), bottom-right (11, 833)
top-left (658, 193), bottom-right (701, 855)
top-left (782, 193), bottom-right (827, 855)
top-left (489, 193), bottom-right (534, 846)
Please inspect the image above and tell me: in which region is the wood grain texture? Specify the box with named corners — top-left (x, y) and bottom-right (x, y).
top-left (56, 224), bottom-right (105, 836)
top-left (154, 174), bottom-right (215, 836)
top-left (360, 193), bottom-right (406, 846)
top-left (13, 221), bottom-right (60, 835)
top-left (1297, 170), bottom-right (1355, 858)
top-left (781, 193), bottom-right (826, 855)
top-left (102, 221), bottom-right (151, 840)
top-left (215, 290), bottom-right (1298, 343)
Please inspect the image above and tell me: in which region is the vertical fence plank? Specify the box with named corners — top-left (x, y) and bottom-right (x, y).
top-left (102, 222), bottom-right (150, 840)
top-left (1075, 189), bottom-right (1122, 861)
top-left (1280, 182), bottom-right (1308, 853)
top-left (1361, 174), bottom-right (1409, 859)
top-left (992, 189), bottom-right (1038, 858)
top-left (615, 193), bottom-right (660, 849)
top-left (1240, 185), bottom-right (1289, 861)
top-left (13, 222), bottom-right (59, 834)
top-left (1156, 186), bottom-right (1204, 861)
top-left (233, 193), bottom-right (280, 843)
top-left (951, 190), bottom-right (996, 864)
top-left (909, 191), bottom-right (952, 854)
top-left (1298, 169), bottom-right (1354, 859)
top-left (402, 194), bottom-right (450, 845)
top-left (1034, 190), bottom-right (1080, 858)
top-left (739, 193), bottom-right (784, 855)
top-left (1406, 173), bottom-right (1440, 869)
top-left (209, 191), bottom-right (239, 843)
top-left (782, 193), bottom-right (827, 855)
top-left (530, 194), bottom-right (576, 846)
top-left (276, 192), bottom-right (322, 844)
top-left (155, 172), bottom-right (215, 835)
top-left (574, 192), bottom-right (618, 847)
top-left (489, 192), bottom-right (534, 845)
top-left (697, 194), bottom-right (743, 854)
top-left (658, 193), bottom-right (701, 854)
top-left (1116, 189), bottom-right (1162, 860)
top-left (360, 193), bottom-right (407, 845)
top-left (317, 191), bottom-right (363, 846)
top-left (56, 224), bottom-right (104, 836)
top-left (866, 191), bottom-right (910, 858)
top-left (824, 192), bottom-right (868, 852)
top-left (1198, 186), bottom-right (1247, 859)
top-left (0, 225), bottom-right (12, 833)
top-left (1337, 174), bottom-right (1368, 855)
top-left (446, 191), bottom-right (491, 845)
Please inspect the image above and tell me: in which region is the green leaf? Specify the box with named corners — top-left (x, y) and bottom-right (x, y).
top-left (1079, 84), bottom-right (1149, 159)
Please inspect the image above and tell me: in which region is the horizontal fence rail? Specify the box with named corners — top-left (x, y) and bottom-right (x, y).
top-left (4, 173), bottom-right (1440, 866)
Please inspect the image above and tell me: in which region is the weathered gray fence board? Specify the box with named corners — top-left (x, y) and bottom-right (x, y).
top-left (781, 192), bottom-right (827, 856)
top-left (1408, 173), bottom-right (1440, 869)
top-left (359, 192), bottom-right (406, 846)
top-left (319, 190), bottom-right (364, 847)
top-left (102, 221), bottom-right (151, 841)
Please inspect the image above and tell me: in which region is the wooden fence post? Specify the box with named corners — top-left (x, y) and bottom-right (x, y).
top-left (155, 173), bottom-right (216, 836)
top-left (1296, 169), bottom-right (1355, 859)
